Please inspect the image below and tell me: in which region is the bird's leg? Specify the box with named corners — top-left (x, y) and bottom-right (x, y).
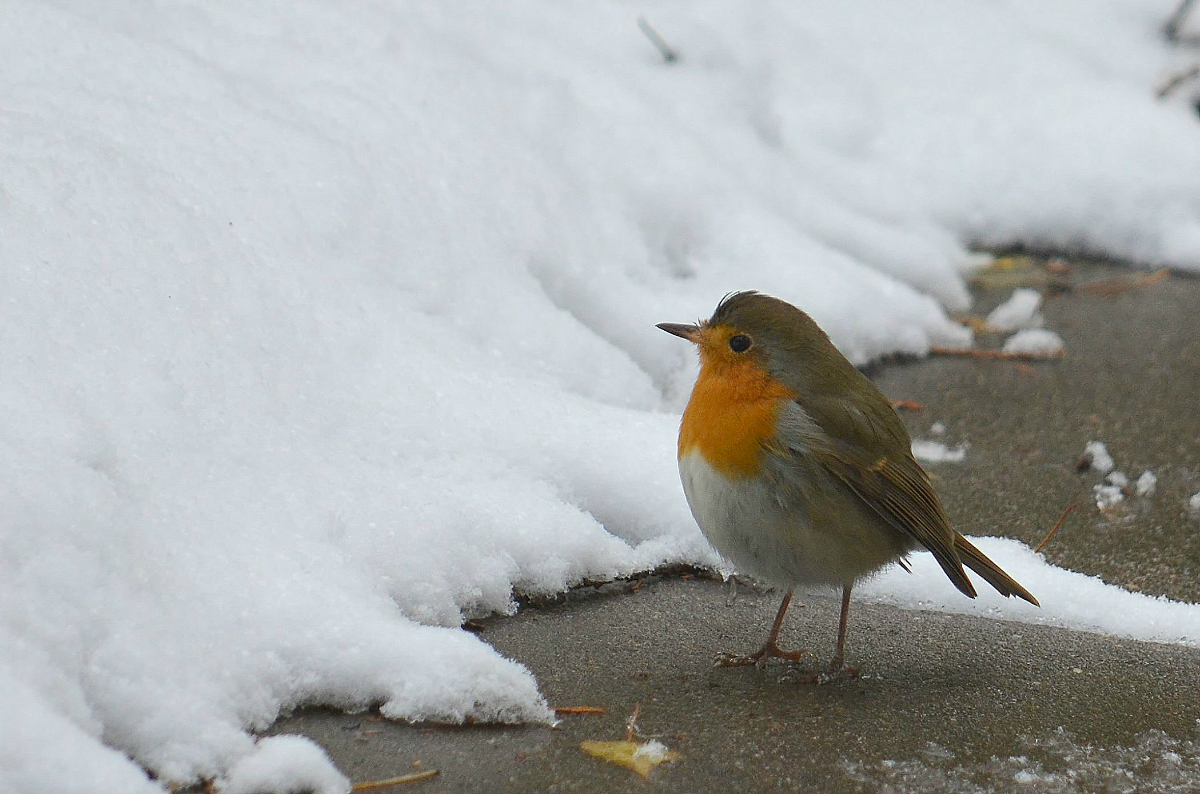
top-left (826, 585), bottom-right (860, 678)
top-left (781, 586), bottom-right (861, 684)
top-left (714, 590), bottom-right (808, 668)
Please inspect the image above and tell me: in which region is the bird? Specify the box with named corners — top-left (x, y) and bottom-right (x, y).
top-left (657, 291), bottom-right (1038, 677)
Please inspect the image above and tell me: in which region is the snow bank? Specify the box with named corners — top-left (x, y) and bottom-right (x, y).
top-left (3, 0), bottom-right (1200, 791)
top-left (858, 538), bottom-right (1200, 649)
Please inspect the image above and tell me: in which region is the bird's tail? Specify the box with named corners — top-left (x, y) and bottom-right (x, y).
top-left (955, 534), bottom-right (1039, 606)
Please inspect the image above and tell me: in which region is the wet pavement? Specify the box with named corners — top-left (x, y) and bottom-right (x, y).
top-left (266, 259), bottom-right (1200, 792)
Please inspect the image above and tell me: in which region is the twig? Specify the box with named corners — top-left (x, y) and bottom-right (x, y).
top-left (1165, 0), bottom-right (1198, 42)
top-left (1035, 502), bottom-right (1080, 553)
top-left (625, 702), bottom-right (642, 741)
top-left (890, 399), bottom-right (925, 412)
top-left (352, 769), bottom-right (439, 790)
top-left (638, 17), bottom-right (679, 62)
top-left (554, 706), bottom-right (607, 716)
top-left (929, 346), bottom-right (1064, 361)
top-left (1075, 268), bottom-right (1170, 296)
top-left (1156, 65), bottom-right (1200, 98)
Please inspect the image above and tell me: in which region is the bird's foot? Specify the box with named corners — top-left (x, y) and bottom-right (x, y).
top-left (713, 641), bottom-right (809, 669)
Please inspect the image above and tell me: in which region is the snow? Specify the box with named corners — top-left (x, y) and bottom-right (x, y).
top-left (1136, 470), bottom-right (1158, 496)
top-left (1081, 441), bottom-right (1117, 474)
top-left (1002, 329), bottom-right (1065, 356)
top-left (633, 740), bottom-right (676, 764)
top-left (3, 0), bottom-right (1200, 791)
top-left (1078, 444), bottom-right (1134, 510)
top-left (1190, 493), bottom-right (1200, 513)
top-left (986, 289), bottom-right (1044, 332)
top-left (857, 538), bottom-right (1200, 650)
top-left (221, 737), bottom-right (349, 794)
top-left (1095, 483), bottom-right (1127, 510)
top-left (1095, 471), bottom-right (1130, 510)
top-left (911, 440), bottom-right (968, 464)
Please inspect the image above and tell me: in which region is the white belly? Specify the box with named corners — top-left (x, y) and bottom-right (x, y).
top-left (679, 449), bottom-right (904, 588)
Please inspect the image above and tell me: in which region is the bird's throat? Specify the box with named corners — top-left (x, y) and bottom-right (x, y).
top-left (678, 358), bottom-right (794, 478)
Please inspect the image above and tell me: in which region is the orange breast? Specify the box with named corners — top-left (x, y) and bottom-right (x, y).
top-left (678, 357), bottom-right (794, 478)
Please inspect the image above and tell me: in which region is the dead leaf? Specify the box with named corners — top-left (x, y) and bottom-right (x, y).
top-left (950, 314), bottom-right (991, 334)
top-left (580, 740), bottom-right (680, 777)
top-left (968, 255), bottom-right (1071, 291)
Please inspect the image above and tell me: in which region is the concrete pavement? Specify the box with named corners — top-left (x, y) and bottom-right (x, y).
top-left (266, 259), bottom-right (1200, 792)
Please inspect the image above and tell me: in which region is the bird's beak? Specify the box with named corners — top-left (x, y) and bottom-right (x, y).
top-left (656, 322), bottom-right (701, 342)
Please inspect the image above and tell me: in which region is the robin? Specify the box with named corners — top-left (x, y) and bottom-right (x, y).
top-left (658, 291), bottom-right (1038, 677)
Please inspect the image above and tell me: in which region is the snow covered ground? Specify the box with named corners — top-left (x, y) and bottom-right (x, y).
top-left (2, 0), bottom-right (1199, 791)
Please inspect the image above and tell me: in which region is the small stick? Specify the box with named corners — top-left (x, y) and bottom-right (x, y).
top-left (929, 346), bottom-right (1064, 361)
top-left (553, 706), bottom-right (607, 715)
top-left (638, 17), bottom-right (679, 62)
top-left (890, 399), bottom-right (925, 412)
top-left (352, 769), bottom-right (439, 790)
top-left (1035, 502), bottom-right (1080, 553)
top-left (625, 702), bottom-right (642, 741)
top-left (1164, 0), bottom-right (1197, 41)
top-left (1075, 268), bottom-right (1169, 297)
top-left (1156, 65), bottom-right (1200, 98)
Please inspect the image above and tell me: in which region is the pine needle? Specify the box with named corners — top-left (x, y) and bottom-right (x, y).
top-left (352, 769), bottom-right (439, 791)
top-left (1035, 502), bottom-right (1080, 553)
top-left (553, 705), bottom-right (606, 715)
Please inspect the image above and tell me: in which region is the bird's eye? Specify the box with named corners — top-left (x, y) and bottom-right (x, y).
top-left (728, 334), bottom-right (752, 353)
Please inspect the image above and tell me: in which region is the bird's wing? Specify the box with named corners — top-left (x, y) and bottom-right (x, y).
top-left (818, 440), bottom-right (977, 598)
top-left (774, 399), bottom-right (977, 598)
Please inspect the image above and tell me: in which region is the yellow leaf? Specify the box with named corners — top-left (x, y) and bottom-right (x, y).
top-left (580, 740), bottom-right (680, 777)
